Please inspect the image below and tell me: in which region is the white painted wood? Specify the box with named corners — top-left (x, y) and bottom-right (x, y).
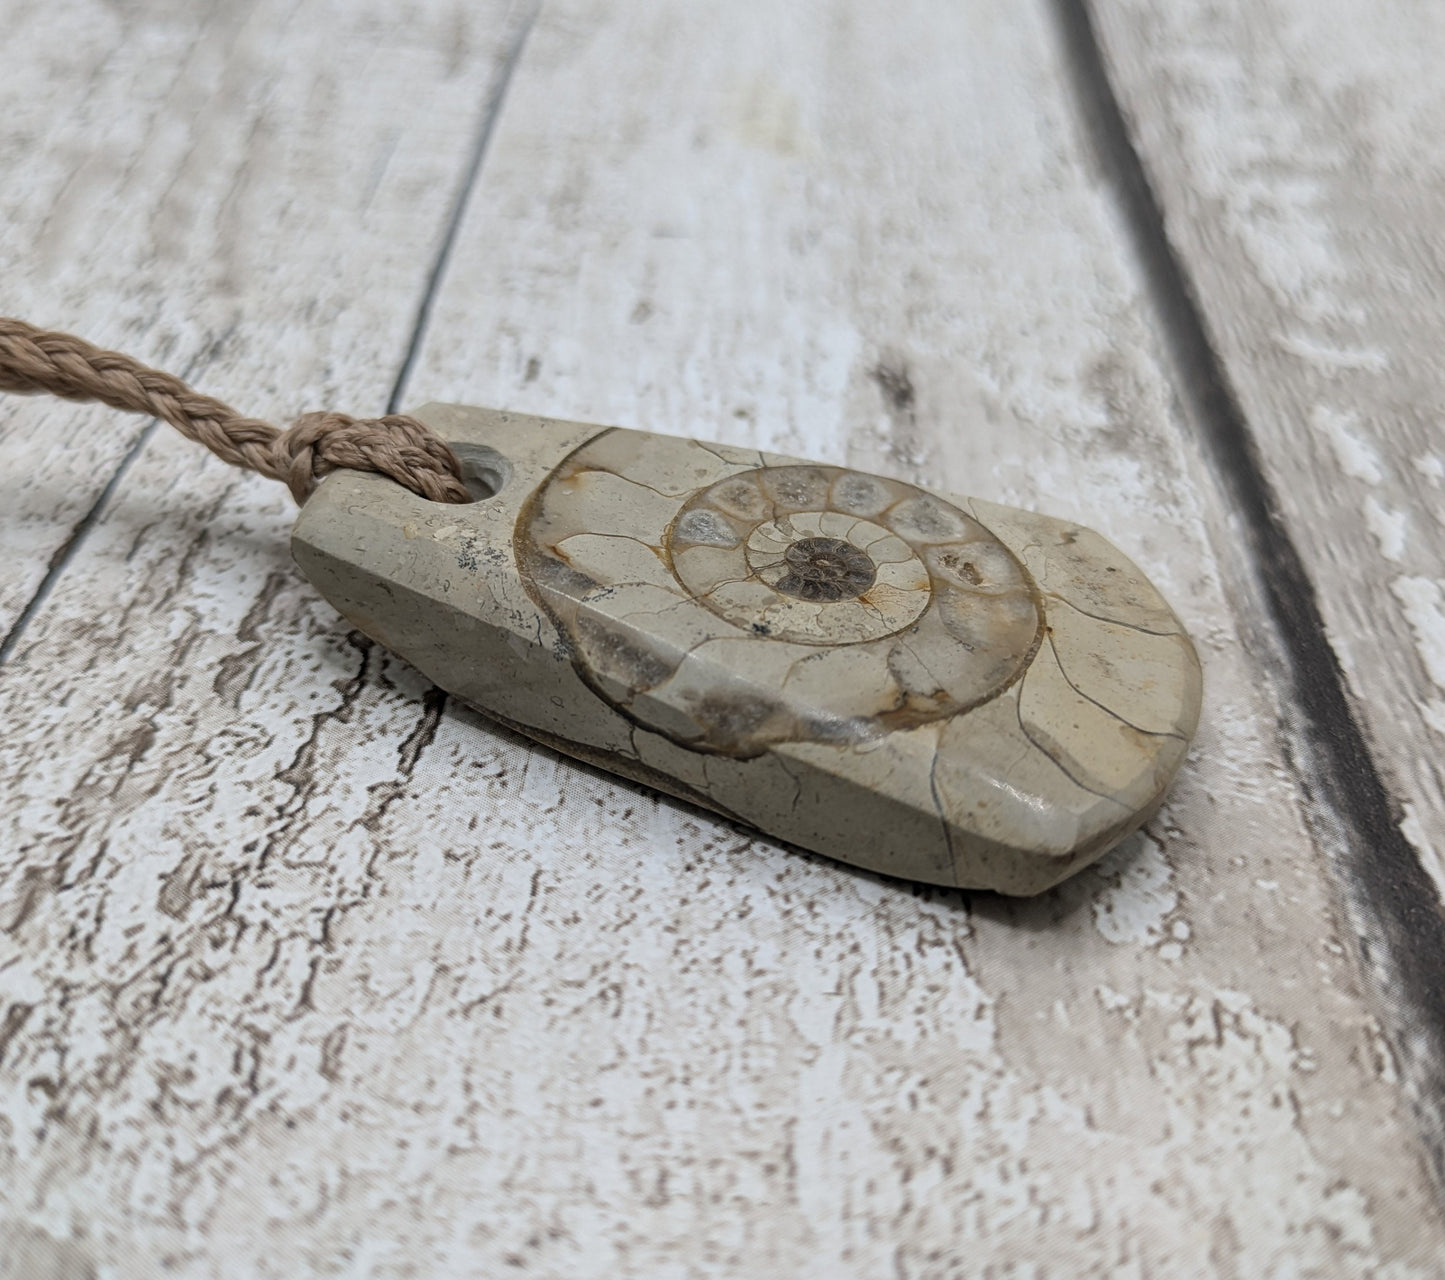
top-left (1089, 0), bottom-right (1445, 902)
top-left (2, 1), bottom-right (1443, 1276)
top-left (0, 0), bottom-right (523, 638)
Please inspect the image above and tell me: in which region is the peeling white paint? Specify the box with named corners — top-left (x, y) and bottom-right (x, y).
top-left (1415, 453), bottom-right (1444, 483)
top-left (1364, 496), bottom-right (1408, 561)
top-left (1090, 833), bottom-right (1178, 946)
top-left (1313, 405), bottom-right (1385, 483)
top-left (1282, 334), bottom-right (1390, 372)
top-left (1391, 576), bottom-right (1445, 689)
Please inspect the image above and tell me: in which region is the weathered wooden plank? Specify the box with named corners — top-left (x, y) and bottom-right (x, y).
top-left (2, 2), bottom-right (1443, 1277)
top-left (0, 0), bottom-right (522, 640)
top-left (1086, 0), bottom-right (1445, 923)
top-left (1086, 0), bottom-right (1445, 1187)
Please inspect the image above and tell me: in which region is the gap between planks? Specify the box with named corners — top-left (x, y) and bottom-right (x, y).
top-left (0, 2), bottom-right (541, 674)
top-left (388, 2), bottom-right (542, 416)
top-left (0, 325), bottom-right (240, 666)
top-left (1053, 0), bottom-right (1445, 1189)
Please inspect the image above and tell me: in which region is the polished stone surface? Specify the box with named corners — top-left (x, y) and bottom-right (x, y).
top-left (294, 404), bottom-right (1202, 894)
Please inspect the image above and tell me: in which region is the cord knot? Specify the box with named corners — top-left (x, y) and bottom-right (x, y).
top-left (0, 317), bottom-right (475, 506)
top-left (273, 411), bottom-right (472, 505)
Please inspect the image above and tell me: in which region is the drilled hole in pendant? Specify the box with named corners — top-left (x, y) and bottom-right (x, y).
top-left (450, 442), bottom-right (512, 501)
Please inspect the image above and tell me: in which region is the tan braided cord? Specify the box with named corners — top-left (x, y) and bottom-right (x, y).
top-left (0, 318), bottom-right (471, 504)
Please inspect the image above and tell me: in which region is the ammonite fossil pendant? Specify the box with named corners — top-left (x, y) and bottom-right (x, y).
top-left (293, 405), bottom-right (1202, 895)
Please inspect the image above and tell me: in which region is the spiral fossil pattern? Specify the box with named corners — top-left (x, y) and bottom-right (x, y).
top-left (516, 429), bottom-right (1044, 755)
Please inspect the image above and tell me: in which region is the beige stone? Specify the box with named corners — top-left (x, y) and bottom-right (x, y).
top-left (292, 404), bottom-right (1202, 894)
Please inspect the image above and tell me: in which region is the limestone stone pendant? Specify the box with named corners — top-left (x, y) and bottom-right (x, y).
top-left (293, 405), bottom-right (1202, 895)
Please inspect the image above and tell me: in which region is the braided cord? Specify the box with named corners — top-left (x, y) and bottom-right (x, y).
top-left (0, 318), bottom-right (471, 504)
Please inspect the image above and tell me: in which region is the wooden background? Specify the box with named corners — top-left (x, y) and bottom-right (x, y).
top-left (3, 0), bottom-right (1445, 1274)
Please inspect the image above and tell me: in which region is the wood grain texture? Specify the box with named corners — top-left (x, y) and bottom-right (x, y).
top-left (0, 0), bottom-right (523, 639)
top-left (2, 0), bottom-right (1443, 1275)
top-left (1087, 0), bottom-right (1445, 916)
top-left (1085, 0), bottom-right (1445, 1193)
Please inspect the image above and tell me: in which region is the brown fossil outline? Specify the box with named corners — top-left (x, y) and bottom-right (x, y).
top-left (515, 431), bottom-right (1045, 757)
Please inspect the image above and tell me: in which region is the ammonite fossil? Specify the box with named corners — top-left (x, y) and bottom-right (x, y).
top-left (294, 405), bottom-right (1203, 895)
top-left (516, 437), bottom-right (1046, 756)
